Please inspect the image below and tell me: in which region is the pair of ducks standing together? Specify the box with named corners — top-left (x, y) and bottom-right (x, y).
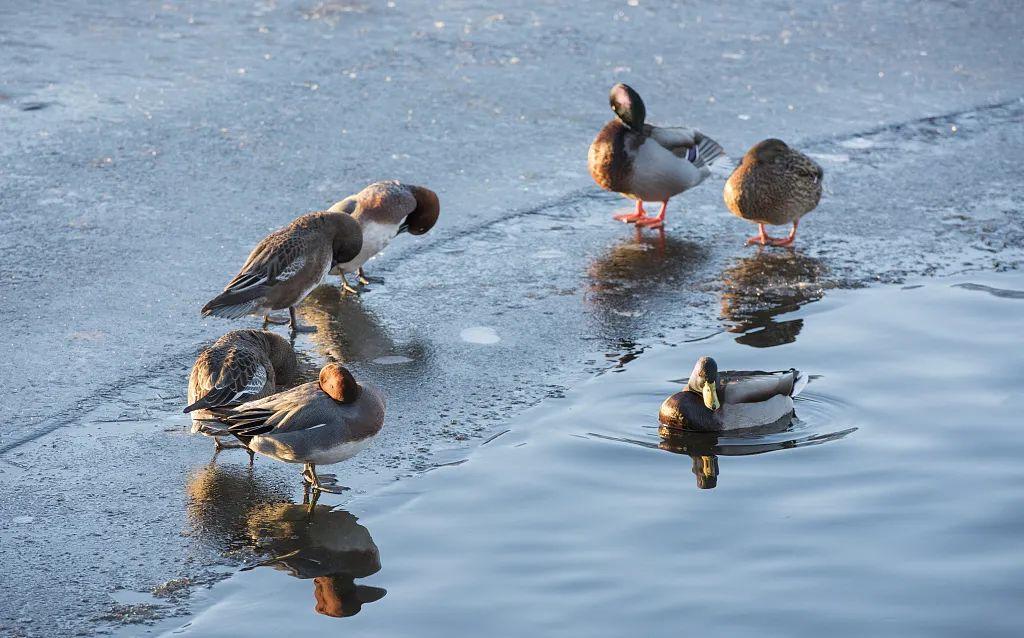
top-left (185, 83), bottom-right (818, 491)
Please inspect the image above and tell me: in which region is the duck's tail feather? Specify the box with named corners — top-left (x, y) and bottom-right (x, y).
top-left (791, 369), bottom-right (809, 397)
top-left (201, 287), bottom-right (269, 320)
top-left (183, 386), bottom-right (241, 414)
top-left (694, 134), bottom-right (734, 178)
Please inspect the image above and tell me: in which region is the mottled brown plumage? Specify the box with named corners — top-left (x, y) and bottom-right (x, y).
top-left (724, 139), bottom-right (823, 246)
top-left (201, 211), bottom-right (363, 331)
top-left (185, 330), bottom-right (298, 445)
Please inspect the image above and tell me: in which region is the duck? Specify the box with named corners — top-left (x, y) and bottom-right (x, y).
top-left (658, 356), bottom-right (807, 432)
top-left (184, 329), bottom-right (298, 455)
top-left (327, 181), bottom-right (440, 293)
top-left (588, 83), bottom-right (729, 229)
top-left (201, 211), bottom-right (363, 333)
top-left (207, 363), bottom-right (385, 492)
top-left (724, 138), bottom-right (823, 247)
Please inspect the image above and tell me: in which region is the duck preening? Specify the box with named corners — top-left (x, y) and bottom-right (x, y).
top-left (185, 329), bottom-right (298, 456)
top-left (588, 83), bottom-right (729, 229)
top-left (207, 363), bottom-right (386, 493)
top-left (328, 181), bottom-right (440, 293)
top-left (659, 356), bottom-right (807, 432)
top-left (724, 138), bottom-right (823, 247)
top-left (201, 211), bottom-right (363, 333)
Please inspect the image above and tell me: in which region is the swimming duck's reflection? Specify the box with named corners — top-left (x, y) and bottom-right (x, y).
top-left (720, 250), bottom-right (826, 348)
top-left (299, 284), bottom-right (426, 368)
top-left (586, 229), bottom-right (708, 328)
top-left (184, 462), bottom-right (293, 551)
top-left (245, 500), bottom-right (386, 618)
top-left (657, 419), bottom-right (855, 489)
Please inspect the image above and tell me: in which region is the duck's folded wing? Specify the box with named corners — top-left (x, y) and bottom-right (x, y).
top-left (222, 231), bottom-right (309, 294)
top-left (648, 126), bottom-right (730, 175)
top-left (720, 370), bottom-right (797, 404)
top-left (790, 152), bottom-right (824, 183)
top-left (184, 351), bottom-right (267, 413)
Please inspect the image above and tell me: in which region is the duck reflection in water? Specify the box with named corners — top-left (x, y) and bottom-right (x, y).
top-left (245, 497), bottom-right (386, 618)
top-left (185, 462), bottom-right (293, 551)
top-left (298, 284), bottom-right (426, 369)
top-left (586, 228), bottom-right (708, 327)
top-left (720, 250), bottom-right (826, 348)
top-left (657, 419), bottom-right (855, 489)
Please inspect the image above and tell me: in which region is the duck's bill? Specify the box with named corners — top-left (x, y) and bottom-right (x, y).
top-left (702, 381), bottom-right (720, 411)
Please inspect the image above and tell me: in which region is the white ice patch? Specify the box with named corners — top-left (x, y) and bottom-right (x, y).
top-left (373, 355), bottom-right (414, 365)
top-left (810, 153), bottom-right (850, 163)
top-left (535, 249), bottom-right (566, 260)
top-left (839, 137), bottom-right (875, 150)
top-left (460, 326), bottom-right (500, 344)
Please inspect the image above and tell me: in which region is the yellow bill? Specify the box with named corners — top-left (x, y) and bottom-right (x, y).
top-left (702, 380), bottom-right (720, 410)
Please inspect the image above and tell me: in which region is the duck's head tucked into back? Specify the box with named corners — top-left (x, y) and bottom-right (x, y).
top-left (403, 185), bottom-right (441, 235)
top-left (747, 138), bottom-right (790, 164)
top-left (609, 83), bottom-right (645, 131)
top-left (319, 363), bottom-right (361, 404)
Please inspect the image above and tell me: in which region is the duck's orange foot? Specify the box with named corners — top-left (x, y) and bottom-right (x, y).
top-left (613, 212), bottom-right (648, 223)
top-left (635, 217), bottom-right (665, 229)
top-left (745, 235), bottom-right (771, 246)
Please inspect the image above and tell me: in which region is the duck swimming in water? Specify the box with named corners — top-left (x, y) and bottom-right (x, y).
top-left (724, 138), bottom-right (823, 247)
top-left (588, 83), bottom-right (729, 229)
top-left (659, 356), bottom-right (807, 432)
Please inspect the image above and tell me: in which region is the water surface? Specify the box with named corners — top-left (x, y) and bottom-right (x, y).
top-left (154, 272), bottom-right (1024, 637)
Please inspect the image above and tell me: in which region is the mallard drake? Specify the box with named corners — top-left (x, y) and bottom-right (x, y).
top-left (724, 138), bottom-right (823, 247)
top-left (201, 211), bottom-right (363, 333)
top-left (327, 181), bottom-right (440, 293)
top-left (184, 329), bottom-right (298, 454)
top-left (588, 83), bottom-right (728, 229)
top-left (208, 363), bottom-right (385, 493)
top-left (658, 356), bottom-right (807, 432)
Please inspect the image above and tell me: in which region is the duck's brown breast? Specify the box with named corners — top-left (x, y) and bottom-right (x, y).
top-left (588, 120), bottom-right (635, 196)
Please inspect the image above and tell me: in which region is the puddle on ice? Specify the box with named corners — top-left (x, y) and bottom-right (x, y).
top-left (459, 326), bottom-right (500, 344)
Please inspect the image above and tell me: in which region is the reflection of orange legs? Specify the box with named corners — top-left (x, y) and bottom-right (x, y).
top-left (636, 200), bottom-right (669, 228)
top-left (614, 200), bottom-right (649, 223)
top-left (746, 220), bottom-right (798, 247)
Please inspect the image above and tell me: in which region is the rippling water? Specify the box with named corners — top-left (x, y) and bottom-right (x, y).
top-left (154, 273), bottom-right (1024, 638)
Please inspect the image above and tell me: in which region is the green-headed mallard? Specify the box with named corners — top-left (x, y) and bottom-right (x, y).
top-left (659, 356), bottom-right (807, 432)
top-left (207, 363), bottom-right (385, 493)
top-left (724, 138), bottom-right (823, 247)
top-left (327, 181), bottom-right (440, 293)
top-left (588, 83), bottom-right (729, 229)
top-left (201, 211), bottom-right (363, 333)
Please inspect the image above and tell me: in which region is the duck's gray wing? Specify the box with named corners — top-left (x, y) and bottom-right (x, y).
top-left (646, 125), bottom-right (729, 173)
top-left (720, 370), bottom-right (798, 405)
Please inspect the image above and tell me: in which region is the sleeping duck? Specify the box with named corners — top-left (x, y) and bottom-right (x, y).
top-left (724, 138), bottom-right (823, 247)
top-left (209, 363), bottom-right (386, 493)
top-left (588, 83), bottom-right (729, 229)
top-left (658, 356), bottom-right (807, 432)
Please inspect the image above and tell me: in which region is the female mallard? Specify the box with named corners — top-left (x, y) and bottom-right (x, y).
top-left (724, 138), bottom-right (823, 247)
top-left (184, 329), bottom-right (298, 454)
top-left (658, 356), bottom-right (807, 432)
top-left (327, 181), bottom-right (440, 294)
top-left (588, 83), bottom-right (728, 229)
top-left (208, 363), bottom-right (385, 493)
